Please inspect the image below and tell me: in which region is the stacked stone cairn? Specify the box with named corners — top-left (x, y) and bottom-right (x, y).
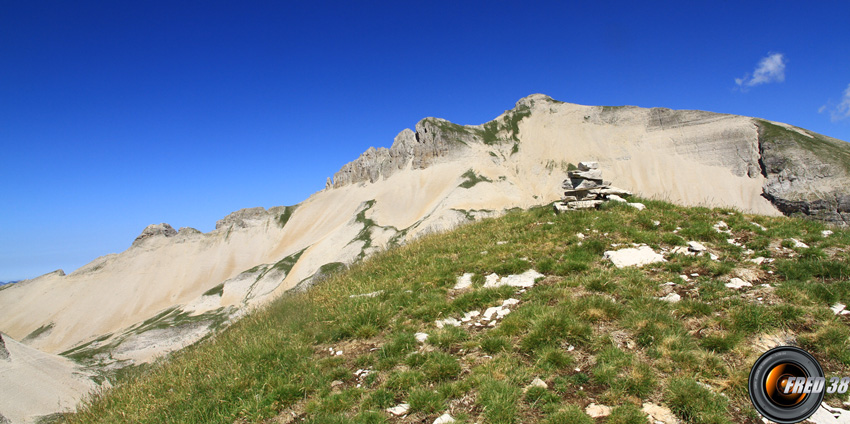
top-left (554, 161), bottom-right (633, 213)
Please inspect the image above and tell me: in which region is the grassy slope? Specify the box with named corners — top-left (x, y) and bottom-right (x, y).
top-left (67, 199), bottom-right (850, 424)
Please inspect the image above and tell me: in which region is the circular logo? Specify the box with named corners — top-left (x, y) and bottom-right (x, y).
top-left (749, 346), bottom-right (824, 423)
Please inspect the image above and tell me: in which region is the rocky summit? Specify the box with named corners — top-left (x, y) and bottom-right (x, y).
top-left (0, 94), bottom-right (848, 421)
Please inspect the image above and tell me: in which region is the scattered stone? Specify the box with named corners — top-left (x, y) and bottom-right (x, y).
top-left (688, 241), bottom-right (707, 252)
top-left (497, 241), bottom-right (508, 245)
top-left (659, 293), bottom-right (681, 303)
top-left (750, 257), bottom-right (766, 265)
top-left (709, 253), bottom-right (719, 260)
top-left (483, 270), bottom-right (544, 288)
top-left (680, 274), bottom-right (689, 282)
top-left (525, 377), bottom-right (548, 391)
top-left (433, 414), bottom-right (456, 424)
top-left (603, 246), bottom-right (666, 268)
top-left (751, 222), bottom-right (768, 231)
top-left (670, 246), bottom-right (692, 256)
top-left (652, 220), bottom-right (661, 226)
top-left (576, 233), bottom-right (585, 239)
top-left (415, 332), bottom-right (429, 343)
top-left (454, 273), bottom-right (474, 289)
top-left (789, 238), bottom-right (809, 248)
top-left (460, 310), bottom-right (481, 322)
top-left (713, 221), bottom-right (731, 234)
top-left (627, 202), bottom-right (646, 211)
top-left (726, 278), bottom-right (752, 289)
top-left (608, 194), bottom-right (627, 203)
top-left (586, 403), bottom-right (612, 418)
top-left (643, 403), bottom-right (680, 424)
top-left (330, 380), bottom-right (343, 387)
top-left (823, 230), bottom-right (834, 237)
top-left (690, 273), bottom-right (699, 277)
top-left (807, 402), bottom-right (850, 424)
top-left (435, 318), bottom-right (461, 329)
top-left (349, 290), bottom-right (384, 298)
top-left (830, 304), bottom-right (850, 316)
top-left (386, 403), bottom-right (410, 417)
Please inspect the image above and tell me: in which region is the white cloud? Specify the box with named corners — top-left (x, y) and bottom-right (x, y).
top-left (735, 53), bottom-right (786, 89)
top-left (832, 84), bottom-right (850, 122)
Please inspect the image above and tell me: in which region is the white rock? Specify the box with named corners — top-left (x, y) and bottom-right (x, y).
top-left (482, 307), bottom-right (501, 321)
top-left (670, 246), bottom-right (693, 256)
top-left (527, 377), bottom-right (548, 390)
top-left (807, 402), bottom-right (850, 424)
top-left (435, 318), bottom-right (461, 328)
top-left (603, 246), bottom-right (666, 268)
top-left (627, 202), bottom-right (646, 211)
top-left (726, 278), bottom-right (752, 289)
top-left (688, 241), bottom-right (707, 252)
top-left (608, 194), bottom-right (627, 203)
top-left (823, 230), bottom-right (834, 237)
top-left (349, 290), bottom-right (384, 298)
top-left (502, 298), bottom-right (520, 306)
top-left (497, 241), bottom-right (508, 245)
top-left (576, 233), bottom-right (586, 239)
top-left (642, 403), bottom-right (680, 424)
top-left (433, 413), bottom-right (456, 424)
top-left (484, 270), bottom-right (544, 288)
top-left (652, 220), bottom-right (661, 226)
top-left (386, 403), bottom-right (410, 416)
top-left (454, 273), bottom-right (474, 289)
top-left (461, 310), bottom-right (480, 322)
top-left (585, 403), bottom-right (612, 418)
top-left (415, 332), bottom-right (429, 343)
top-left (679, 274), bottom-right (689, 281)
top-left (831, 303), bottom-right (847, 315)
top-left (659, 293), bottom-right (681, 302)
top-left (751, 222), bottom-right (768, 231)
top-left (578, 161), bottom-right (599, 170)
top-left (690, 273), bottom-right (699, 277)
top-left (790, 238), bottom-right (809, 248)
top-left (709, 253), bottom-right (719, 261)
top-left (750, 257), bottom-right (766, 265)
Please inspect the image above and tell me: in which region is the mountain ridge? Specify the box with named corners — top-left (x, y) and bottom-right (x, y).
top-left (1, 93), bottom-right (849, 422)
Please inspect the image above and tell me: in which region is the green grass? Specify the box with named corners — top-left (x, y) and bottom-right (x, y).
top-left (458, 169), bottom-right (492, 189)
top-left (64, 199), bottom-right (850, 424)
top-left (23, 322), bottom-right (55, 341)
top-left (275, 205), bottom-right (297, 228)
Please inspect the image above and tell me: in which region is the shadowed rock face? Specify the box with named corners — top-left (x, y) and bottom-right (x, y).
top-left (757, 120), bottom-right (850, 226)
top-left (133, 223), bottom-right (178, 245)
top-left (0, 334), bottom-right (9, 361)
top-left (331, 117), bottom-right (483, 187)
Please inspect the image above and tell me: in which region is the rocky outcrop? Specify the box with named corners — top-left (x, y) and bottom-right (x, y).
top-left (215, 207), bottom-right (268, 230)
top-left (133, 223), bottom-right (177, 245)
top-left (331, 117), bottom-right (485, 187)
top-left (0, 334), bottom-right (9, 361)
top-left (757, 120), bottom-right (850, 226)
top-left (326, 118), bottom-right (481, 188)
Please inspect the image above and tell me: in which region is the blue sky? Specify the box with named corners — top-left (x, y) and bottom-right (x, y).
top-left (1, 1), bottom-right (849, 281)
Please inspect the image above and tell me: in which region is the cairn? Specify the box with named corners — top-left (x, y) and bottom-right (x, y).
top-left (554, 161), bottom-right (633, 213)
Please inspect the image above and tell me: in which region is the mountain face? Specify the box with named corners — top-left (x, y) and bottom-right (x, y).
top-left (0, 94), bottom-right (848, 420)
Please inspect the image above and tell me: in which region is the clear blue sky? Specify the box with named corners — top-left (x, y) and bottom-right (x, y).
top-left (2, 1), bottom-right (849, 281)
